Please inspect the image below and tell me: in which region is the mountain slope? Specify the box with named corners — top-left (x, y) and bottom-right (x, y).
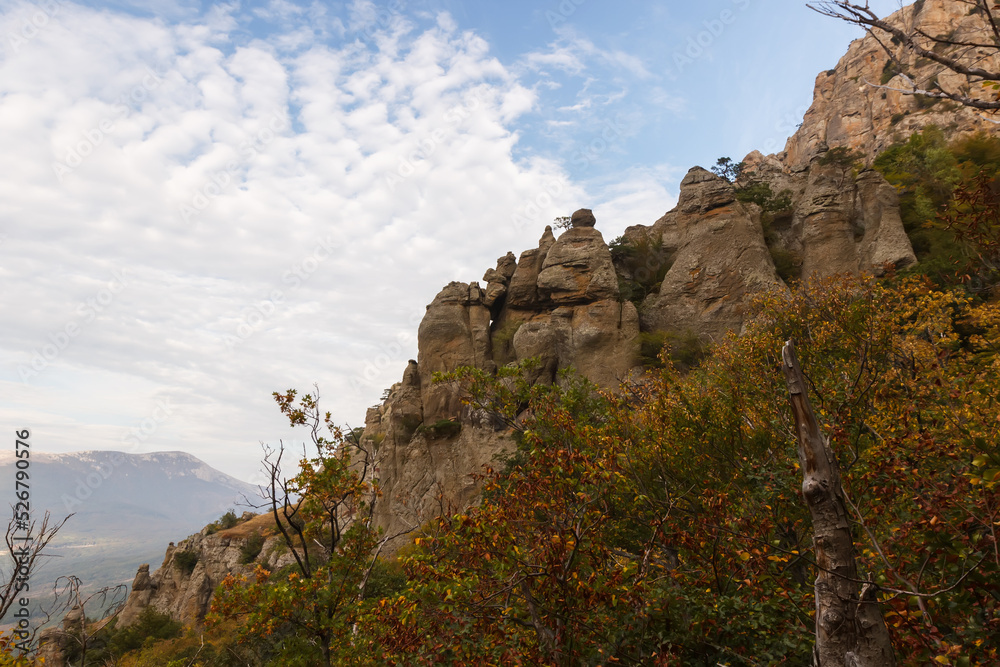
top-left (0, 450), bottom-right (259, 604)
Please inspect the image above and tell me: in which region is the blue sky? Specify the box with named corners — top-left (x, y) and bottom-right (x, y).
top-left (0, 0), bottom-right (904, 486)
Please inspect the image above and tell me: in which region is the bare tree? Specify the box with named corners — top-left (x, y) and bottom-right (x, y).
top-left (809, 1), bottom-right (1000, 111)
top-left (782, 340), bottom-right (896, 667)
top-left (0, 508), bottom-right (70, 651)
top-left (218, 388), bottom-right (413, 666)
top-left (37, 575), bottom-right (128, 667)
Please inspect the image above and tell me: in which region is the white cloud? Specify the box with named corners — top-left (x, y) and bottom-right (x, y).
top-left (1, 2), bottom-right (605, 481)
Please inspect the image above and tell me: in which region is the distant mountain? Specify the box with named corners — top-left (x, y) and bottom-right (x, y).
top-left (0, 450), bottom-right (260, 611)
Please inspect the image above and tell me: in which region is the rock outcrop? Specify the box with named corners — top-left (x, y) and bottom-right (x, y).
top-left (37, 606), bottom-right (85, 667)
top-left (637, 167), bottom-right (784, 340)
top-left (784, 0), bottom-right (1000, 169)
top-left (366, 211), bottom-right (640, 542)
top-left (116, 514), bottom-right (293, 628)
top-left (91, 2), bottom-right (997, 643)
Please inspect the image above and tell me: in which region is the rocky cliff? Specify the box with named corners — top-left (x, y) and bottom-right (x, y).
top-left (363, 208), bottom-right (641, 541)
top-left (114, 513), bottom-right (294, 628)
top-left (364, 0), bottom-right (1000, 544)
top-left (102, 0), bottom-right (997, 638)
top-left (364, 154), bottom-right (919, 542)
top-left (784, 0), bottom-right (1000, 169)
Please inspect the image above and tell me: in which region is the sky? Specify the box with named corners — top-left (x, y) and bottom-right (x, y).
top-left (0, 0), bottom-right (907, 487)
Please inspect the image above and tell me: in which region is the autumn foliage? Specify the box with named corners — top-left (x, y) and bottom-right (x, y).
top-left (206, 273), bottom-right (999, 666)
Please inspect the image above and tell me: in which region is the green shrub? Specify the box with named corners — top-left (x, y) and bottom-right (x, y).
top-left (881, 60), bottom-right (905, 84)
top-left (174, 550), bottom-right (199, 575)
top-left (239, 533), bottom-right (265, 565)
top-left (769, 247), bottom-right (803, 284)
top-left (491, 320), bottom-right (522, 365)
top-left (400, 414), bottom-right (423, 439)
top-left (712, 155), bottom-right (792, 215)
top-left (735, 181), bottom-right (792, 214)
top-left (817, 146), bottom-right (865, 169)
top-left (206, 509), bottom-right (240, 535)
top-left (418, 419), bottom-right (462, 440)
top-left (610, 235), bottom-right (673, 307)
top-left (872, 126), bottom-right (1000, 286)
top-left (87, 607), bottom-right (182, 662)
top-left (219, 510), bottom-right (239, 530)
top-left (636, 330), bottom-right (709, 371)
top-left (637, 331), bottom-right (670, 368)
top-left (362, 560), bottom-right (408, 600)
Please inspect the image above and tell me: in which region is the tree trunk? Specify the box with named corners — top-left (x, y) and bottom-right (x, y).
top-left (781, 340), bottom-right (895, 667)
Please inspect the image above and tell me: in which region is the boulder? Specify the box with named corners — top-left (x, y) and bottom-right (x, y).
top-left (570, 208), bottom-right (597, 228)
top-left (677, 167), bottom-right (736, 214)
top-left (536, 227), bottom-right (619, 305)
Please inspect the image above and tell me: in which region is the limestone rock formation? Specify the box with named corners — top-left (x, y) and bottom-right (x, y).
top-left (570, 208), bottom-right (597, 227)
top-left (784, 0), bottom-right (1000, 170)
top-left (117, 516), bottom-right (293, 628)
top-left (365, 213), bottom-right (641, 544)
top-left (80, 5), bottom-right (996, 640)
top-left (537, 227), bottom-right (620, 305)
top-left (482, 251), bottom-right (517, 311)
top-left (507, 226), bottom-right (556, 308)
top-left (417, 282), bottom-right (494, 423)
top-left (639, 167), bottom-right (784, 339)
top-left (37, 606), bottom-right (85, 667)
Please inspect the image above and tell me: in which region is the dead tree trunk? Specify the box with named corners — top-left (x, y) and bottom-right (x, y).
top-left (781, 339), bottom-right (895, 667)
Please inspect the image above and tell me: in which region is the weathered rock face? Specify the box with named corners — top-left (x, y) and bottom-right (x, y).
top-left (117, 516), bottom-right (294, 628)
top-left (37, 606), bottom-right (85, 667)
top-left (482, 251), bottom-right (517, 312)
top-left (784, 0), bottom-right (1000, 170)
top-left (417, 282), bottom-right (494, 423)
top-left (795, 162), bottom-right (917, 278)
top-left (640, 167), bottom-right (784, 339)
top-left (512, 299), bottom-right (639, 388)
top-left (365, 216), bottom-right (641, 544)
top-left (367, 143), bottom-right (922, 542)
top-left (507, 227), bottom-right (556, 308)
top-left (570, 208), bottom-right (597, 227)
top-left (537, 226), bottom-right (620, 305)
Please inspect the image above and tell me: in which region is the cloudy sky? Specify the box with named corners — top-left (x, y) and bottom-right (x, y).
top-left (1, 0), bottom-right (905, 485)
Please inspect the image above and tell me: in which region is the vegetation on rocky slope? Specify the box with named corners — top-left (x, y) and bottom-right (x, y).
top-left (168, 268), bottom-right (999, 666)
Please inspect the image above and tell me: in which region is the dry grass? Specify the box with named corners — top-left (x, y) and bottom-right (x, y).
top-left (216, 512), bottom-right (279, 539)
